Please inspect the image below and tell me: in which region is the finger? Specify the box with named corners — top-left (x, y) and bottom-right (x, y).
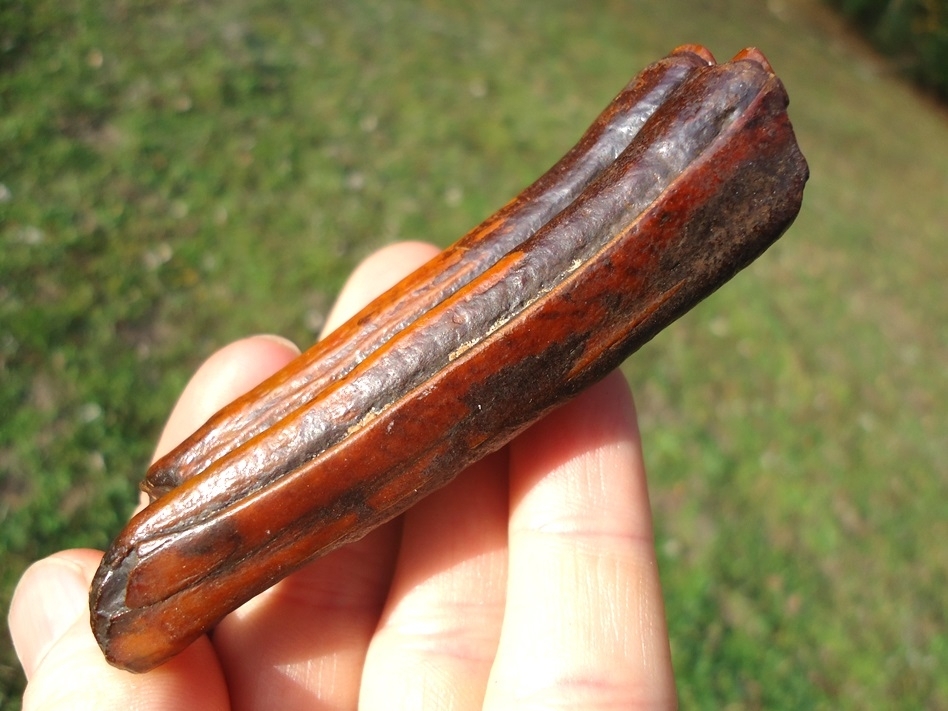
top-left (153, 334), bottom-right (302, 461)
top-left (485, 371), bottom-right (676, 710)
top-left (9, 551), bottom-right (93, 681)
top-left (134, 334), bottom-right (301, 512)
top-left (358, 451), bottom-right (509, 710)
top-left (9, 550), bottom-right (228, 711)
top-left (321, 241), bottom-right (440, 337)
top-left (9, 336), bottom-right (302, 708)
top-left (212, 241), bottom-right (442, 710)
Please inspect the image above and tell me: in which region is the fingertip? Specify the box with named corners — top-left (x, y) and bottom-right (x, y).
top-left (322, 241), bottom-right (441, 336)
top-left (348, 241), bottom-right (442, 293)
top-left (21, 610), bottom-right (229, 711)
top-left (12, 552), bottom-right (229, 710)
top-left (153, 334), bottom-right (301, 461)
top-left (249, 333), bottom-right (303, 356)
top-left (9, 550), bottom-right (101, 680)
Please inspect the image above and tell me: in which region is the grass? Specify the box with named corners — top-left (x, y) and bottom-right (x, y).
top-left (2, 0), bottom-right (946, 707)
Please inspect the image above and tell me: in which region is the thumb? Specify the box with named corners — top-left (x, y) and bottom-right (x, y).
top-left (8, 550), bottom-right (229, 710)
top-left (9, 550), bottom-right (96, 679)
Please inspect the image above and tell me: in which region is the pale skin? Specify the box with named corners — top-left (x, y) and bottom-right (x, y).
top-left (9, 241), bottom-right (677, 710)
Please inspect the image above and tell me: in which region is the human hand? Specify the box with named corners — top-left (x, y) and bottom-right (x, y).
top-left (9, 241), bottom-right (676, 710)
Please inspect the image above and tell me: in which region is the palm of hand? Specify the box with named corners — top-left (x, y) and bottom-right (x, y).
top-left (10, 242), bottom-right (675, 710)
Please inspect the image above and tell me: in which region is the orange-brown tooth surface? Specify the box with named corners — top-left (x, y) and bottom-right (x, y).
top-left (91, 46), bottom-right (808, 673)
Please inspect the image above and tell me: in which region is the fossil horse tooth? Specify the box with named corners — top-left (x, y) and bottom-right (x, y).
top-left (91, 46), bottom-right (808, 673)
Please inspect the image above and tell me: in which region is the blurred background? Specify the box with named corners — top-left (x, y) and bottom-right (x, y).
top-left (2, 0), bottom-right (946, 707)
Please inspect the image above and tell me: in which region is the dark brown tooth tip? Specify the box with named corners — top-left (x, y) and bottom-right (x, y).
top-left (731, 47), bottom-right (775, 74)
top-left (671, 44), bottom-right (716, 65)
top-left (91, 47), bottom-right (808, 673)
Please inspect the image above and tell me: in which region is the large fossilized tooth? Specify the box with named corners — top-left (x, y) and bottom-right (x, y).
top-left (91, 46), bottom-right (808, 673)
top-left (142, 44), bottom-right (716, 500)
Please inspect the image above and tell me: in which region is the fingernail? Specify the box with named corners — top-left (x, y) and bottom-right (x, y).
top-left (9, 556), bottom-right (90, 678)
top-left (253, 333), bottom-right (302, 354)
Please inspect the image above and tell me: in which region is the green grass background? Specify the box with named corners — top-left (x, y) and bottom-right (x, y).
top-left (2, 0), bottom-right (946, 708)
